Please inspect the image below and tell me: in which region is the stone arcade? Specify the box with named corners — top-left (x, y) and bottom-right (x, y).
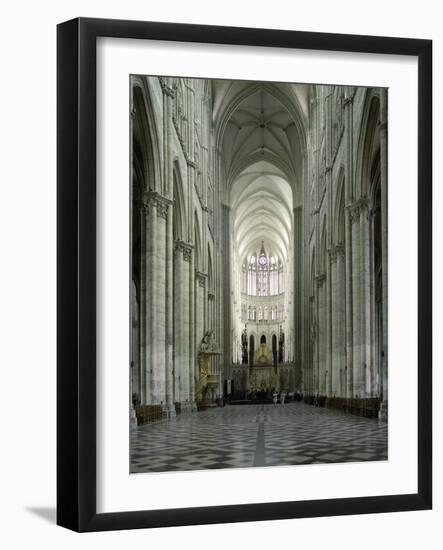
top-left (130, 76), bottom-right (388, 445)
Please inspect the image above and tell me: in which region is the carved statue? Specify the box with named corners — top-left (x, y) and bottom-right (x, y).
top-left (199, 329), bottom-right (217, 353)
top-left (241, 324), bottom-right (248, 364)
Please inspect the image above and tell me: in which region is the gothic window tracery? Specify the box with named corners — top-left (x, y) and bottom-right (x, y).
top-left (244, 242), bottom-right (284, 298)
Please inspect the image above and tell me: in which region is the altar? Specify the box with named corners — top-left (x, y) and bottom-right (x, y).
top-left (248, 343), bottom-right (276, 390)
top-left (252, 342), bottom-right (273, 366)
top-left (230, 341), bottom-right (301, 396)
top-left (248, 366), bottom-right (277, 391)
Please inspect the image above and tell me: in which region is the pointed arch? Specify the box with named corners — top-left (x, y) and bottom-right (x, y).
top-left (310, 248), bottom-right (316, 295)
top-left (333, 167), bottom-right (346, 245)
top-left (132, 78), bottom-right (162, 193)
top-left (355, 90), bottom-right (381, 199)
top-left (249, 333), bottom-right (255, 366)
top-left (194, 211), bottom-right (202, 271)
top-left (320, 216), bottom-right (328, 274)
top-left (172, 161), bottom-right (187, 241)
top-left (272, 333), bottom-right (278, 365)
top-left (207, 244), bottom-right (214, 293)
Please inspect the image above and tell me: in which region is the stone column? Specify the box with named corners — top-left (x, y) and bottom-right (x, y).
top-left (131, 281), bottom-right (140, 404)
top-left (195, 271), bottom-right (207, 360)
top-left (213, 147), bottom-right (224, 397)
top-left (222, 205), bottom-right (231, 381)
top-left (165, 206), bottom-right (175, 416)
top-left (349, 201), bottom-right (364, 398)
top-left (208, 291), bottom-right (216, 377)
top-left (345, 209), bottom-right (354, 399)
top-left (139, 204), bottom-right (149, 404)
top-left (201, 206), bottom-right (209, 329)
top-left (326, 258), bottom-right (332, 397)
top-left (379, 89), bottom-right (388, 419)
top-left (174, 240), bottom-right (193, 408)
top-left (143, 196), bottom-right (156, 404)
top-left (149, 196), bottom-right (159, 404)
top-left (325, 90), bottom-right (334, 398)
top-left (336, 246), bottom-right (346, 396)
top-left (309, 295), bottom-right (316, 395)
top-left (301, 153), bottom-right (310, 395)
top-left (329, 246), bottom-right (339, 396)
top-left (344, 90), bottom-right (354, 400)
top-left (173, 240), bottom-right (183, 404)
top-left (316, 274), bottom-right (326, 394)
top-left (186, 245), bottom-right (197, 411)
top-left (360, 200), bottom-right (371, 397)
top-left (293, 206), bottom-right (303, 388)
top-left (142, 191), bottom-right (172, 405)
top-left (208, 292), bottom-right (215, 331)
top-left (153, 197), bottom-right (168, 406)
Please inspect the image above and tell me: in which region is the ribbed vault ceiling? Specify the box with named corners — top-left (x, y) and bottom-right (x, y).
top-left (222, 89), bottom-right (294, 175)
top-left (231, 161), bottom-right (292, 262)
top-left (219, 85), bottom-right (304, 266)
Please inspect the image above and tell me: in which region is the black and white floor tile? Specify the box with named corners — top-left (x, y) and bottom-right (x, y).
top-left (130, 402), bottom-right (388, 473)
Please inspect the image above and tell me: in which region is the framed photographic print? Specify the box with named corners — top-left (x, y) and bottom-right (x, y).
top-left (57, 17), bottom-right (432, 532)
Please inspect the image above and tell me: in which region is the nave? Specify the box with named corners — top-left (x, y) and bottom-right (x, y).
top-left (130, 75), bottom-right (389, 472)
top-left (131, 76), bottom-right (388, 422)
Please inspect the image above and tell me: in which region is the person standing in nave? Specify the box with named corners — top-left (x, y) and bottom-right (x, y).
top-left (280, 390), bottom-right (286, 405)
top-left (273, 390), bottom-right (278, 406)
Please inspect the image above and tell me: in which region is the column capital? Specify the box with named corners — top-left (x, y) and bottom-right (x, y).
top-left (142, 190), bottom-right (172, 219)
top-left (174, 239), bottom-right (193, 262)
top-left (346, 198), bottom-right (367, 224)
top-left (328, 243), bottom-right (345, 262)
top-left (159, 77), bottom-right (175, 99)
top-left (195, 270), bottom-right (207, 287)
top-left (315, 272), bottom-right (326, 286)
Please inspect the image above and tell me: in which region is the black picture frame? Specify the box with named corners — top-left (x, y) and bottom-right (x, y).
top-left (57, 17), bottom-right (432, 532)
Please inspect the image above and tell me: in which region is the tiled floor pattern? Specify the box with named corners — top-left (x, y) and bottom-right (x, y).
top-left (130, 402), bottom-right (388, 473)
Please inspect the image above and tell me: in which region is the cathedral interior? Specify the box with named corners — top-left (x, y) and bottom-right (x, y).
top-left (130, 76), bottom-right (388, 472)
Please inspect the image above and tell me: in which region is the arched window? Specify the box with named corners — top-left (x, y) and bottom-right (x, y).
top-left (247, 255), bottom-right (257, 295)
top-left (258, 242), bottom-right (268, 297)
top-left (249, 335), bottom-right (255, 366)
top-left (241, 261), bottom-right (248, 293)
top-left (269, 256), bottom-right (278, 296)
top-left (272, 334), bottom-right (277, 365)
top-left (246, 243), bottom-right (284, 297)
top-left (271, 306), bottom-right (277, 321)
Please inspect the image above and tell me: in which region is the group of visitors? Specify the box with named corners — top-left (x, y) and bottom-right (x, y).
top-left (272, 390), bottom-right (288, 405)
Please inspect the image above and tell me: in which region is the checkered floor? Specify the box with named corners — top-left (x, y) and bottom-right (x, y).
top-left (130, 402), bottom-right (388, 473)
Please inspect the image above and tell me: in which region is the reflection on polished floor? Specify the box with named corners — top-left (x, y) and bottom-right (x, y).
top-left (130, 402), bottom-right (388, 473)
